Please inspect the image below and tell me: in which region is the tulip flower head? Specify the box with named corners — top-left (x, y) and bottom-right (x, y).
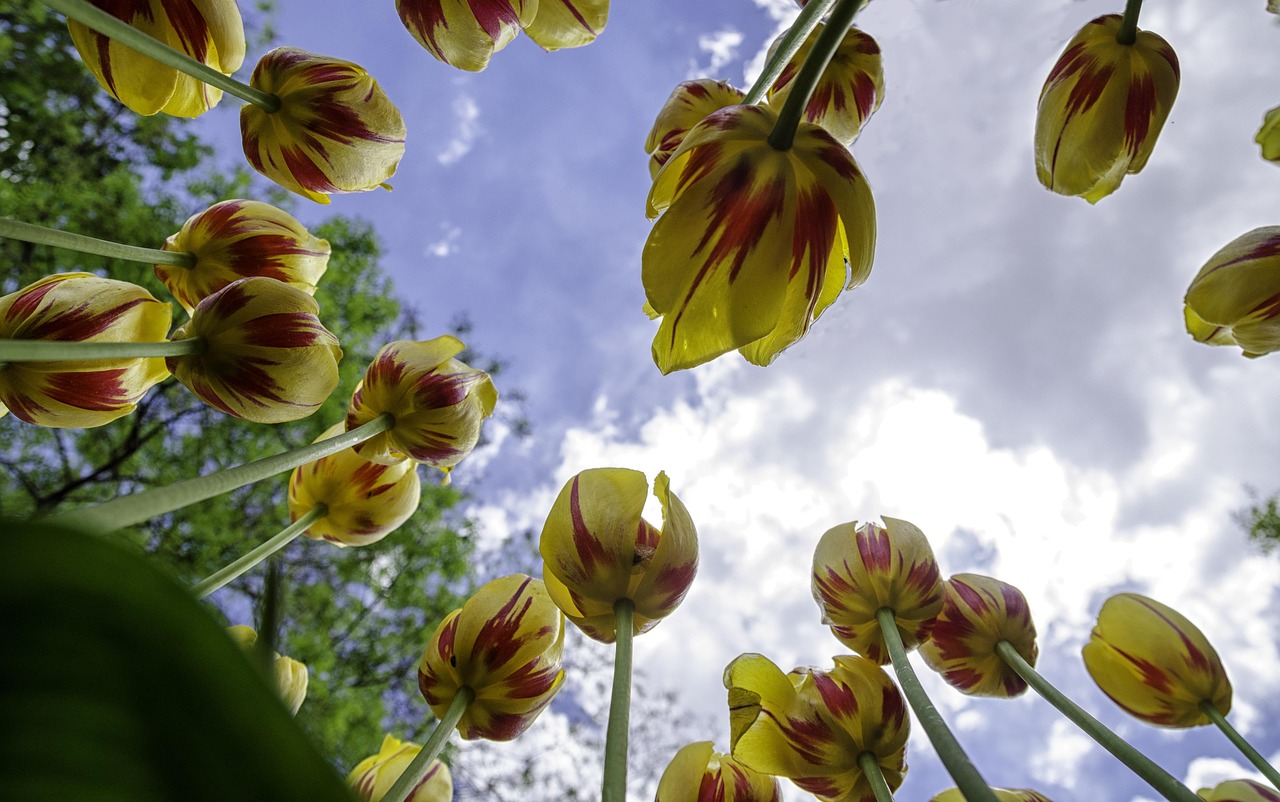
top-left (0, 273), bottom-right (171, 428)
top-left (67, 0), bottom-right (246, 118)
top-left (523, 0), bottom-right (609, 52)
top-left (538, 468), bottom-right (698, 642)
top-left (644, 79), bottom-right (747, 179)
top-left (395, 0), bottom-right (536, 72)
top-left (346, 336), bottom-right (498, 475)
top-left (1035, 14), bottom-right (1179, 203)
top-left (1197, 780), bottom-right (1280, 802)
top-left (724, 653), bottom-right (908, 802)
top-left (347, 734), bottom-right (452, 802)
top-left (919, 573), bottom-right (1038, 698)
top-left (241, 47), bottom-right (407, 204)
top-left (767, 23), bottom-right (885, 146)
top-left (656, 741), bottom-right (782, 802)
top-left (158, 199), bottom-right (330, 314)
top-left (1257, 106), bottom-right (1280, 163)
top-left (167, 276), bottom-right (342, 423)
top-left (1082, 592), bottom-right (1232, 728)
top-left (812, 517), bottom-right (945, 664)
top-left (1183, 227), bottom-right (1280, 358)
top-left (933, 789), bottom-right (1055, 802)
top-left (226, 625), bottom-right (309, 714)
top-left (417, 574), bottom-right (566, 741)
top-left (644, 104), bottom-right (875, 373)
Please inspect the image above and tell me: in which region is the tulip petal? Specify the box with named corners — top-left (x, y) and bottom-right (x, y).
top-left (920, 573), bottom-right (1039, 698)
top-left (767, 24), bottom-right (885, 146)
top-left (396, 0), bottom-right (536, 72)
top-left (524, 0), bottom-right (609, 51)
top-left (540, 467), bottom-right (648, 606)
top-left (1184, 227), bottom-right (1280, 358)
top-left (645, 80), bottom-right (748, 179)
top-left (347, 734), bottom-right (453, 802)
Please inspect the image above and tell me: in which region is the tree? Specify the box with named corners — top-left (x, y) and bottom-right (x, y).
top-left (1240, 489), bottom-right (1280, 553)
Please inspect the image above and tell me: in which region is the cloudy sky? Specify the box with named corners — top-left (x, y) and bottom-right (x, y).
top-left (184, 0), bottom-right (1280, 798)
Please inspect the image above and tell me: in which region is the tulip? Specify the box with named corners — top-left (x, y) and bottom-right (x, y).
top-left (655, 741), bottom-right (781, 802)
top-left (1082, 592), bottom-right (1231, 728)
top-left (345, 336), bottom-right (497, 475)
top-left (66, 0), bottom-right (246, 117)
top-left (225, 625), bottom-right (309, 714)
top-left (395, 0), bottom-right (536, 72)
top-left (0, 273), bottom-right (171, 428)
top-left (1198, 780), bottom-right (1280, 802)
top-left (933, 789), bottom-right (1054, 802)
top-left (157, 199), bottom-right (330, 314)
top-left (167, 276), bottom-right (342, 423)
top-left (920, 573), bottom-right (1038, 698)
top-left (240, 47), bottom-right (407, 204)
top-left (724, 653), bottom-right (908, 802)
top-left (1034, 13), bottom-right (1179, 203)
top-left (645, 80), bottom-right (747, 179)
top-left (288, 423), bottom-right (421, 548)
top-left (347, 735), bottom-right (452, 802)
top-left (1183, 227), bottom-right (1280, 358)
top-left (417, 574), bottom-right (566, 741)
top-left (524, 0), bottom-right (609, 52)
top-left (1257, 106), bottom-right (1280, 163)
top-left (766, 22), bottom-right (884, 146)
top-left (644, 104), bottom-right (875, 373)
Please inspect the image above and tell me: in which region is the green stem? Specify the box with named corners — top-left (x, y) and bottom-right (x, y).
top-left (192, 505), bottom-right (326, 599)
top-left (42, 0), bottom-right (280, 112)
top-left (1116, 0), bottom-right (1143, 45)
top-left (0, 217), bottom-right (195, 268)
top-left (858, 751), bottom-right (896, 802)
top-left (875, 608), bottom-right (998, 802)
top-left (602, 598), bottom-right (635, 802)
top-left (995, 641), bottom-right (1200, 802)
top-left (0, 338), bottom-right (205, 363)
top-left (768, 0), bottom-right (867, 151)
top-left (742, 0), bottom-right (838, 105)
top-left (44, 414), bottom-right (394, 535)
top-left (381, 687), bottom-right (475, 802)
top-left (1200, 701), bottom-right (1280, 790)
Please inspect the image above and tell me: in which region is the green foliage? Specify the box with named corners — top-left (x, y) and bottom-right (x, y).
top-left (1240, 489), bottom-right (1280, 553)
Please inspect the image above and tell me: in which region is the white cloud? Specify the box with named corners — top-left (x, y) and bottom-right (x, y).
top-left (437, 94), bottom-right (482, 166)
top-left (687, 28), bottom-right (745, 79)
top-left (1031, 719), bottom-right (1094, 788)
top-left (424, 223), bottom-right (461, 258)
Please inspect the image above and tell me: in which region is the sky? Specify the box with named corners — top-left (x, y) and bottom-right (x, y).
top-left (182, 0), bottom-right (1280, 799)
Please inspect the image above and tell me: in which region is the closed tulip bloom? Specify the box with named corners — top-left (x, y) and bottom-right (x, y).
top-left (919, 573), bottom-right (1038, 698)
top-left (288, 423), bottom-right (421, 548)
top-left (67, 0), bottom-right (245, 118)
top-left (417, 574), bottom-right (566, 741)
top-left (226, 625), bottom-right (309, 714)
top-left (157, 199), bottom-right (330, 314)
top-left (767, 23), bottom-right (885, 146)
top-left (347, 734), bottom-right (452, 802)
top-left (241, 47), bottom-right (407, 205)
top-left (346, 336), bottom-right (497, 474)
top-left (644, 104), bottom-right (875, 373)
top-left (644, 80), bottom-right (747, 179)
top-left (1257, 106), bottom-right (1280, 162)
top-left (167, 276), bottom-right (342, 423)
top-left (396, 0), bottom-right (536, 72)
top-left (725, 653), bottom-right (908, 802)
top-left (1082, 592), bottom-right (1232, 728)
top-left (524, 0), bottom-right (609, 52)
top-left (0, 273), bottom-right (170, 428)
top-left (1198, 780), bottom-right (1280, 802)
top-left (1183, 227), bottom-right (1280, 358)
top-left (933, 789), bottom-right (1055, 802)
top-left (539, 468), bottom-right (698, 642)
top-left (656, 741), bottom-right (781, 802)
top-left (1035, 14), bottom-right (1179, 203)
top-left (812, 517), bottom-right (945, 664)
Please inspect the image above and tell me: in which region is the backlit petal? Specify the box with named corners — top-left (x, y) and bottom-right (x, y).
top-left (1183, 227), bottom-right (1280, 358)
top-left (767, 24), bottom-right (885, 146)
top-left (524, 0), bottom-right (609, 52)
top-left (656, 741), bottom-right (782, 802)
top-left (1197, 779), bottom-right (1280, 802)
top-left (347, 734), bottom-right (453, 802)
top-left (396, 0), bottom-right (536, 72)
top-left (645, 80), bottom-right (747, 179)
top-left (920, 574), bottom-right (1038, 698)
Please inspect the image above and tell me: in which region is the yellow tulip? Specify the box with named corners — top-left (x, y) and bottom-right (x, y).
top-left (524, 0), bottom-right (609, 52)
top-left (655, 741), bottom-right (781, 802)
top-left (1256, 106), bottom-right (1280, 163)
top-left (347, 735), bottom-right (452, 802)
top-left (396, 0), bottom-right (536, 72)
top-left (645, 79), bottom-right (747, 179)
top-left (919, 573), bottom-right (1038, 698)
top-left (225, 625), bottom-right (309, 715)
top-left (933, 789), bottom-right (1055, 802)
top-left (1197, 780), bottom-right (1280, 802)
top-left (766, 23), bottom-right (885, 146)
top-left (1183, 227), bottom-right (1280, 358)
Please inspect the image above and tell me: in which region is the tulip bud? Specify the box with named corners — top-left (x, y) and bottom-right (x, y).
top-left (1197, 780), bottom-right (1280, 802)
top-left (766, 23), bottom-right (885, 146)
top-left (933, 789), bottom-right (1055, 802)
top-left (1256, 106), bottom-right (1280, 163)
top-left (656, 741), bottom-right (781, 802)
top-left (396, 0), bottom-right (535, 72)
top-left (347, 734), bottom-right (452, 802)
top-left (919, 573), bottom-right (1038, 698)
top-left (644, 80), bottom-right (746, 179)
top-left (1183, 227), bottom-right (1280, 358)
top-left (226, 625), bottom-right (309, 714)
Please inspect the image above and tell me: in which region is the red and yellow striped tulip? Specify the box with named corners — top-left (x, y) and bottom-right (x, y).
top-left (347, 734), bottom-right (452, 802)
top-left (656, 741), bottom-right (782, 802)
top-left (240, 47), bottom-right (407, 205)
top-left (1183, 227), bottom-right (1280, 358)
top-left (725, 653), bottom-right (908, 802)
top-left (812, 516), bottom-right (945, 664)
top-left (167, 276), bottom-right (342, 423)
top-left (396, 0), bottom-right (535, 72)
top-left (67, 0), bottom-right (245, 118)
top-left (345, 336), bottom-right (497, 475)
top-left (0, 273), bottom-right (170, 428)
top-left (1035, 14), bottom-right (1179, 203)
top-left (524, 0), bottom-right (609, 52)
top-left (919, 573), bottom-right (1038, 698)
top-left (226, 625), bottom-right (309, 715)
top-left (417, 574), bottom-right (566, 741)
top-left (933, 789), bottom-right (1055, 802)
top-left (1082, 592), bottom-right (1232, 728)
top-left (539, 468), bottom-right (698, 643)
top-left (1257, 106), bottom-right (1280, 163)
top-left (767, 23), bottom-right (885, 146)
top-left (644, 104), bottom-right (875, 373)
top-left (645, 80), bottom-right (747, 179)
top-left (1198, 780), bottom-right (1280, 802)
top-left (158, 199), bottom-right (330, 314)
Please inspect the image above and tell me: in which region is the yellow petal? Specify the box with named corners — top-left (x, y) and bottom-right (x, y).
top-left (630, 471), bottom-right (699, 624)
top-left (1256, 106), bottom-right (1280, 162)
top-left (396, 0), bottom-right (536, 72)
top-left (919, 573), bottom-right (1038, 698)
top-left (766, 24), bottom-right (885, 146)
top-left (1183, 227), bottom-right (1280, 358)
top-left (644, 80), bottom-right (747, 179)
top-left (524, 0), bottom-right (609, 51)
top-left (347, 734), bottom-right (453, 802)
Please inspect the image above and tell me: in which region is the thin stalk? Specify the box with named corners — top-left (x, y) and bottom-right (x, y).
top-left (1117, 0), bottom-right (1143, 45)
top-left (381, 688), bottom-right (475, 802)
top-left (254, 556), bottom-right (285, 674)
top-left (602, 598), bottom-right (635, 802)
top-left (858, 751), bottom-right (896, 802)
top-left (45, 414), bottom-right (394, 535)
top-left (0, 217), bottom-right (195, 268)
top-left (768, 0), bottom-right (867, 151)
top-left (1200, 701), bottom-right (1280, 790)
top-left (42, 0), bottom-right (280, 111)
top-left (875, 608), bottom-right (998, 802)
top-left (0, 338), bottom-right (205, 363)
top-left (994, 641), bottom-right (1200, 802)
top-left (742, 0), bottom-right (838, 105)
top-left (192, 505), bottom-right (326, 599)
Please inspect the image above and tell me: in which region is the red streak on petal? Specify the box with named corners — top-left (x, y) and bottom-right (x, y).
top-left (568, 475), bottom-right (613, 578)
top-left (855, 524), bottom-right (892, 573)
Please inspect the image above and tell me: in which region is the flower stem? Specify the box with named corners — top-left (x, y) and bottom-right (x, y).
top-left (0, 217), bottom-right (195, 268)
top-left (742, 0), bottom-right (838, 105)
top-left (0, 338), bottom-right (205, 363)
top-left (768, 0), bottom-right (867, 151)
top-left (1199, 700), bottom-right (1280, 790)
top-left (44, 414), bottom-right (394, 535)
top-left (381, 687), bottom-right (475, 802)
top-left (192, 505), bottom-right (326, 599)
top-left (858, 751), bottom-right (896, 802)
top-left (41, 0), bottom-right (280, 112)
top-left (995, 641), bottom-right (1200, 802)
top-left (1116, 0), bottom-right (1143, 45)
top-left (602, 598), bottom-right (635, 802)
top-left (875, 608), bottom-right (998, 802)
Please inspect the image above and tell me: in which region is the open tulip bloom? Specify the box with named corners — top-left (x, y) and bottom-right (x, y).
top-left (1183, 227), bottom-right (1280, 359)
top-left (656, 741), bottom-right (782, 802)
top-left (347, 734), bottom-right (453, 802)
